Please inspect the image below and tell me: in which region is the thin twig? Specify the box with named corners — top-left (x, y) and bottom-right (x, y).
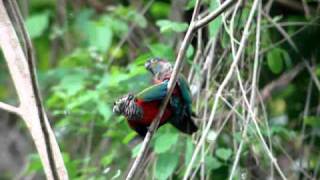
top-left (194, 0), bottom-right (236, 30)
top-left (260, 62), bottom-right (305, 101)
top-left (183, 0), bottom-right (260, 179)
top-left (229, 1), bottom-right (262, 178)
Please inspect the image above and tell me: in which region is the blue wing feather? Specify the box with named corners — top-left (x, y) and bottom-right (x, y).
top-left (137, 80), bottom-right (168, 101)
top-left (177, 75), bottom-right (193, 114)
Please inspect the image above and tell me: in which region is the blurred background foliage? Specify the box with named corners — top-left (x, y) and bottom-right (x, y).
top-left (0, 0), bottom-right (320, 179)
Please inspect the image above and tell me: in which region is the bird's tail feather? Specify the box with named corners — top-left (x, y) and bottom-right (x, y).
top-left (169, 115), bottom-right (198, 134)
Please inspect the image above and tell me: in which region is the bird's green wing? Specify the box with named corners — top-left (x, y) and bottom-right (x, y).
top-left (178, 75), bottom-right (193, 113)
top-left (137, 80), bottom-right (168, 102)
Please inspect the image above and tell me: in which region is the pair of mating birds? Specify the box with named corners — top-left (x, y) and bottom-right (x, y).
top-left (113, 58), bottom-right (198, 137)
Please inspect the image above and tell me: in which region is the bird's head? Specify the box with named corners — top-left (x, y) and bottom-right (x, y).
top-left (113, 93), bottom-right (135, 115)
top-left (145, 57), bottom-right (173, 80)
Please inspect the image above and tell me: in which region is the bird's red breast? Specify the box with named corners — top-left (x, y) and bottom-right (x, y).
top-left (127, 99), bottom-right (173, 128)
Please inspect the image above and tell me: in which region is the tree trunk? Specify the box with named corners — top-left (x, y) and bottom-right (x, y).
top-left (0, 0), bottom-right (68, 179)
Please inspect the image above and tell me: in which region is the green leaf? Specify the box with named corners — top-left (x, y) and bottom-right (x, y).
top-left (185, 0), bottom-right (196, 10)
top-left (122, 131), bottom-right (137, 144)
top-left (205, 156), bottom-right (222, 170)
top-left (133, 53), bottom-right (153, 65)
top-left (150, 2), bottom-right (170, 19)
top-left (98, 102), bottom-right (112, 122)
top-left (155, 152), bottom-right (179, 180)
top-left (102, 15), bottom-right (129, 36)
top-left (26, 12), bottom-right (50, 38)
top-left (208, 0), bottom-right (222, 38)
top-left (130, 12), bottom-right (147, 28)
top-left (149, 43), bottom-right (175, 60)
top-left (216, 148), bottom-right (232, 161)
top-left (185, 138), bottom-right (194, 165)
top-left (131, 143), bottom-right (142, 158)
top-left (267, 48), bottom-right (284, 74)
top-left (156, 20), bottom-right (188, 33)
top-left (304, 116), bottom-right (320, 127)
top-left (87, 21), bottom-right (113, 53)
top-left (186, 45), bottom-right (194, 58)
top-left (154, 133), bottom-right (179, 154)
top-left (101, 153), bottom-right (114, 166)
top-left (26, 154), bottom-right (42, 173)
top-left (67, 91), bottom-right (98, 109)
top-left (57, 72), bottom-right (87, 96)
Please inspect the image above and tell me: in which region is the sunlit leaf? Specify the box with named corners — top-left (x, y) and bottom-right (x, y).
top-left (205, 156), bottom-right (222, 170)
top-left (304, 116), bottom-right (320, 127)
top-left (216, 148), bottom-right (232, 161)
top-left (154, 133), bottom-right (179, 154)
top-left (87, 21), bottom-right (113, 53)
top-left (155, 152), bottom-right (179, 180)
top-left (26, 12), bottom-right (50, 38)
top-left (156, 20), bottom-right (188, 33)
top-left (57, 72), bottom-right (88, 96)
top-left (186, 45), bottom-right (194, 58)
top-left (131, 143), bottom-right (142, 158)
top-left (209, 0), bottom-right (222, 38)
top-left (26, 154), bottom-right (42, 173)
top-left (98, 102), bottom-right (112, 122)
top-left (101, 153), bottom-right (114, 166)
top-left (150, 2), bottom-right (170, 18)
top-left (149, 43), bottom-right (175, 60)
top-left (185, 138), bottom-right (196, 165)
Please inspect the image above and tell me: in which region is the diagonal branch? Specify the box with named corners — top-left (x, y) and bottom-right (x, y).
top-left (260, 62), bottom-right (305, 101)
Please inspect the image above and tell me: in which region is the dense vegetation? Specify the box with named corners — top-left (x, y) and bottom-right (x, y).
top-left (0, 0), bottom-right (320, 179)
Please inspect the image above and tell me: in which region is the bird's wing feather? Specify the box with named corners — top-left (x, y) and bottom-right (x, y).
top-left (137, 80), bottom-right (168, 101)
top-left (178, 75), bottom-right (193, 113)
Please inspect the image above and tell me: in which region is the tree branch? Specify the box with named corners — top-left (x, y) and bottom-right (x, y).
top-left (194, 0), bottom-right (236, 30)
top-left (0, 102), bottom-right (20, 115)
top-left (0, 0), bottom-right (68, 179)
top-left (260, 62), bottom-right (305, 101)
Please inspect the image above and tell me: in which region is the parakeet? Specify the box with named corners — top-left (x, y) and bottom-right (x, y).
top-left (144, 57), bottom-right (198, 134)
top-left (113, 81), bottom-right (174, 137)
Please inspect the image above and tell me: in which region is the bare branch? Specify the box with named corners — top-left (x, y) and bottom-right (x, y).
top-left (0, 0), bottom-right (68, 179)
top-left (0, 102), bottom-right (20, 115)
top-left (194, 0), bottom-right (236, 30)
top-left (6, 0), bottom-right (61, 179)
top-left (260, 62), bottom-right (305, 101)
top-left (183, 0), bottom-right (260, 178)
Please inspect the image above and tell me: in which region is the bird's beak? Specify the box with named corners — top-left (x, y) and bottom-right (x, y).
top-left (145, 61), bottom-right (151, 69)
top-left (145, 60), bottom-right (155, 75)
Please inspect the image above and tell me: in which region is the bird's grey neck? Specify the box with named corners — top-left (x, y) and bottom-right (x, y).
top-left (123, 101), bottom-right (143, 121)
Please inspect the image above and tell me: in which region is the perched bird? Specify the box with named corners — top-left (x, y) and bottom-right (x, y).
top-left (113, 58), bottom-right (198, 136)
top-left (144, 57), bottom-right (198, 134)
top-left (113, 81), bottom-right (174, 136)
